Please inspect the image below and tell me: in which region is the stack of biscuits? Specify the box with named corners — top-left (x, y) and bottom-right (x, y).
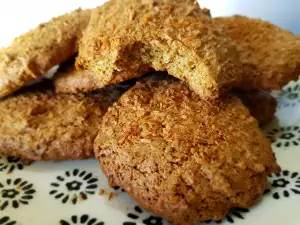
top-left (0, 0), bottom-right (299, 224)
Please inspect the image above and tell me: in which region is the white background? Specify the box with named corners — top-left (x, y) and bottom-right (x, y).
top-left (0, 0), bottom-right (298, 47)
top-left (200, 0), bottom-right (300, 35)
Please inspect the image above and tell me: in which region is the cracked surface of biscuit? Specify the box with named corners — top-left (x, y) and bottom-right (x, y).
top-left (215, 15), bottom-right (300, 90)
top-left (0, 81), bottom-right (125, 161)
top-left (77, 0), bottom-right (243, 99)
top-left (0, 8), bottom-right (91, 98)
top-left (94, 75), bottom-right (280, 225)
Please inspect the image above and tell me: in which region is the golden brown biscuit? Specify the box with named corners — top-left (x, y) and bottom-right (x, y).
top-left (54, 57), bottom-right (105, 93)
top-left (0, 9), bottom-right (91, 98)
top-left (76, 0), bottom-right (243, 99)
top-left (237, 90), bottom-right (277, 126)
top-left (215, 15), bottom-right (300, 90)
top-left (0, 81), bottom-right (126, 161)
top-left (94, 75), bottom-right (280, 225)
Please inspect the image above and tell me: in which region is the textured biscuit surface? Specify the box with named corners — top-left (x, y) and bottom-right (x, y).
top-left (0, 82), bottom-right (124, 161)
top-left (237, 90), bottom-right (277, 126)
top-left (94, 76), bottom-right (280, 225)
top-left (215, 15), bottom-right (300, 90)
top-left (0, 9), bottom-right (91, 98)
top-left (54, 57), bottom-right (105, 93)
top-left (77, 0), bottom-right (243, 99)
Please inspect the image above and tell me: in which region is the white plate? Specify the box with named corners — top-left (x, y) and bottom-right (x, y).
top-left (1, 80), bottom-right (300, 225)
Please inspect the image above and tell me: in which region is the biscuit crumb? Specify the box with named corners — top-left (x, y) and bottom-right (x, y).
top-left (16, 185), bottom-right (22, 191)
top-left (99, 188), bottom-right (105, 196)
top-left (108, 192), bottom-right (118, 201)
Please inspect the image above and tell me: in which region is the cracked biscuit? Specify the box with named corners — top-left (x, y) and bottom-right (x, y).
top-left (76, 0), bottom-right (243, 99)
top-left (94, 75), bottom-right (280, 225)
top-left (0, 8), bottom-right (91, 98)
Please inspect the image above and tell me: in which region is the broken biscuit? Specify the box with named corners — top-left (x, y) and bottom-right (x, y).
top-left (0, 8), bottom-right (91, 98)
top-left (76, 0), bottom-right (243, 99)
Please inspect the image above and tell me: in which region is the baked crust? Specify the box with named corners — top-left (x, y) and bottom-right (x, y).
top-left (0, 81), bottom-right (125, 161)
top-left (215, 15), bottom-right (300, 90)
top-left (0, 9), bottom-right (91, 97)
top-left (54, 57), bottom-right (105, 93)
top-left (94, 75), bottom-right (280, 225)
top-left (76, 0), bottom-right (243, 99)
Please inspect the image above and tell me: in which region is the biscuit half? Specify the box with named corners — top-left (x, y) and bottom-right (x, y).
top-left (0, 8), bottom-right (91, 98)
top-left (76, 0), bottom-right (243, 99)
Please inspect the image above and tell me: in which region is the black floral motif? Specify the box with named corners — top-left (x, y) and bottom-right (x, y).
top-left (60, 214), bottom-right (104, 225)
top-left (268, 170), bottom-right (300, 199)
top-left (0, 178), bottom-right (35, 210)
top-left (278, 83), bottom-right (300, 108)
top-left (142, 216), bottom-right (164, 225)
top-left (49, 169), bottom-right (98, 204)
top-left (205, 208), bottom-right (249, 224)
top-left (266, 126), bottom-right (300, 148)
top-left (0, 156), bottom-right (26, 174)
top-left (124, 206), bottom-right (164, 225)
top-left (0, 216), bottom-right (18, 225)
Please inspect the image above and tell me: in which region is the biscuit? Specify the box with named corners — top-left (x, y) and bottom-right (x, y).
top-left (76, 0), bottom-right (243, 99)
top-left (215, 15), bottom-right (300, 90)
top-left (0, 81), bottom-right (125, 161)
top-left (237, 90), bottom-right (277, 126)
top-left (54, 57), bottom-right (105, 93)
top-left (94, 76), bottom-right (280, 225)
top-left (0, 8), bottom-right (91, 98)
